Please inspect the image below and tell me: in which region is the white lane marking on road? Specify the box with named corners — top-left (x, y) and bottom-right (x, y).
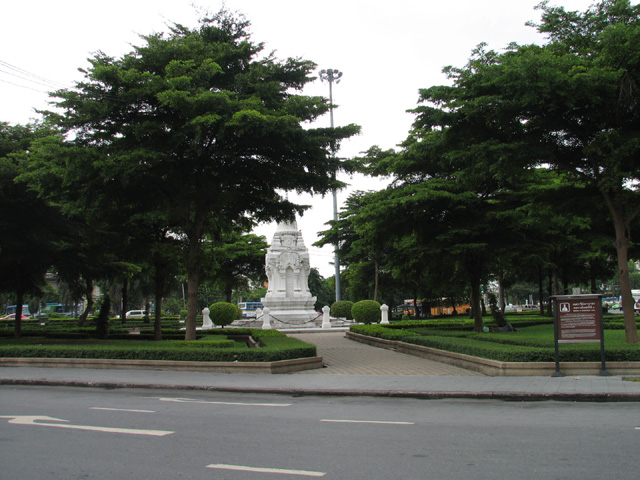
top-left (152, 397), bottom-right (291, 407)
top-left (320, 419), bottom-right (415, 425)
top-left (207, 464), bottom-right (325, 477)
top-left (91, 407), bottom-right (155, 413)
top-left (0, 415), bottom-right (173, 436)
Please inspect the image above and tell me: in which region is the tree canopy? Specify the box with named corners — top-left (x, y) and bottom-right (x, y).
top-left (34, 9), bottom-right (359, 339)
top-left (0, 123), bottom-right (69, 336)
top-left (353, 0), bottom-right (640, 338)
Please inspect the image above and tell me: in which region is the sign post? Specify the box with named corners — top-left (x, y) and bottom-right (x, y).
top-left (551, 294), bottom-right (609, 377)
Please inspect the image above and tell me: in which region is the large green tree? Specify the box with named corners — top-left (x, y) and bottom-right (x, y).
top-left (530, 0), bottom-right (640, 341)
top-left (203, 230), bottom-right (268, 303)
top-left (21, 135), bottom-right (143, 326)
top-left (316, 191), bottom-right (394, 301)
top-left (0, 123), bottom-right (67, 337)
top-left (41, 10), bottom-right (358, 339)
top-left (361, 1), bottom-right (640, 340)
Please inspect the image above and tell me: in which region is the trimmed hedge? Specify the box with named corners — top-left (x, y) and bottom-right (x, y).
top-left (351, 324), bottom-right (420, 341)
top-left (351, 322), bottom-right (640, 362)
top-left (0, 328), bottom-right (317, 362)
top-left (351, 300), bottom-right (381, 324)
top-left (403, 336), bottom-right (555, 362)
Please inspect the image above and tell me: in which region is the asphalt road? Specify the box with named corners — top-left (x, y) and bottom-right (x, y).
top-left (2, 385), bottom-right (639, 479)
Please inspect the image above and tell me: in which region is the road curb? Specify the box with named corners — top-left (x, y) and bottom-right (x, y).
top-left (3, 378), bottom-right (640, 402)
top-left (0, 355), bottom-right (324, 374)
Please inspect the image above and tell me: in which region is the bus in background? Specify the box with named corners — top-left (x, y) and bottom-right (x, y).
top-left (41, 303), bottom-right (78, 317)
top-left (237, 302), bottom-right (263, 318)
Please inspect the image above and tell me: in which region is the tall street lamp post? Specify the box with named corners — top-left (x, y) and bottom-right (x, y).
top-left (319, 68), bottom-right (342, 302)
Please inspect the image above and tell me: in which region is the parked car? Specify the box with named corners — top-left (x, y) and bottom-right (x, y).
top-left (125, 310), bottom-right (147, 318)
top-left (0, 313), bottom-right (31, 320)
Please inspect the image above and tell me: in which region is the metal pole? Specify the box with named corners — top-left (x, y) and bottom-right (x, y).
top-left (598, 297), bottom-right (610, 376)
top-left (320, 68), bottom-right (343, 302)
top-left (551, 296), bottom-right (565, 377)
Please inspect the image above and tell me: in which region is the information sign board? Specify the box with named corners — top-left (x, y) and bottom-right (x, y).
top-left (550, 294), bottom-right (608, 377)
top-left (557, 298), bottom-right (601, 343)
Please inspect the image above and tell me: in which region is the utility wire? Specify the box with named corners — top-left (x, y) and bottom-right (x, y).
top-left (0, 68), bottom-right (61, 91)
top-left (0, 59), bottom-right (70, 90)
top-left (0, 77), bottom-right (49, 94)
top-left (0, 59), bottom-right (133, 104)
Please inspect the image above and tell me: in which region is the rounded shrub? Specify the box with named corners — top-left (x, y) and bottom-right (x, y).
top-left (351, 300), bottom-right (381, 324)
top-left (209, 302), bottom-right (241, 327)
top-left (331, 300), bottom-right (354, 320)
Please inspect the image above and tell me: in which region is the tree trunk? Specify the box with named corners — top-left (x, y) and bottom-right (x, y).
top-left (144, 295), bottom-right (152, 323)
top-left (121, 278), bottom-right (128, 325)
top-left (498, 275), bottom-right (505, 313)
top-left (14, 289), bottom-right (24, 338)
top-left (185, 267), bottom-right (199, 340)
top-left (547, 270), bottom-right (554, 317)
top-left (449, 296), bottom-right (458, 316)
top-left (153, 264), bottom-right (166, 341)
top-left (225, 278), bottom-right (233, 303)
top-left (602, 190), bottom-right (640, 343)
top-left (154, 295), bottom-right (163, 341)
top-left (185, 220), bottom-right (205, 341)
top-left (537, 266), bottom-right (545, 316)
top-left (552, 270), bottom-right (559, 296)
top-left (76, 278), bottom-right (94, 326)
top-left (470, 276), bottom-right (483, 332)
top-left (373, 260), bottom-right (379, 302)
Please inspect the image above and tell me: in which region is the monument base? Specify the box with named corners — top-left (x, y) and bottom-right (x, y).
top-left (261, 296), bottom-right (319, 328)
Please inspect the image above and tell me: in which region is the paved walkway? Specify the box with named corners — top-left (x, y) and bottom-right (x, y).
top-left (290, 332), bottom-right (481, 376)
top-left (2, 331), bottom-right (640, 401)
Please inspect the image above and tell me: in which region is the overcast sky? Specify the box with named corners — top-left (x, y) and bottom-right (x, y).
top-left (1, 0), bottom-right (595, 277)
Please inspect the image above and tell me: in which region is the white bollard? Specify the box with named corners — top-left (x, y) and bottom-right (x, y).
top-left (380, 304), bottom-right (389, 324)
top-left (322, 305), bottom-right (331, 329)
top-left (202, 307), bottom-right (213, 329)
top-left (262, 307), bottom-right (272, 330)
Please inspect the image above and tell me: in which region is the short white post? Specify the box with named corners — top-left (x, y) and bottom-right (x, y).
top-left (262, 307), bottom-right (272, 330)
top-left (202, 307), bottom-right (213, 329)
top-left (380, 304), bottom-right (389, 324)
top-left (322, 305), bottom-right (331, 329)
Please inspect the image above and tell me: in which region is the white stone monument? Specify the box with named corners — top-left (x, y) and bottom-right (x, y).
top-left (201, 307), bottom-right (213, 329)
top-left (261, 218), bottom-right (318, 327)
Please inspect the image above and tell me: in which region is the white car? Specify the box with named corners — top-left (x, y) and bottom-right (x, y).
top-left (125, 310), bottom-right (147, 318)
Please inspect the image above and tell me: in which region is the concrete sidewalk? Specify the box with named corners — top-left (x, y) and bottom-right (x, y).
top-left (2, 331), bottom-right (640, 401)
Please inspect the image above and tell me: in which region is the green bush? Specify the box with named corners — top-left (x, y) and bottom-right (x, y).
top-left (331, 300), bottom-right (354, 319)
top-left (351, 300), bottom-right (381, 324)
top-left (209, 302), bottom-right (241, 327)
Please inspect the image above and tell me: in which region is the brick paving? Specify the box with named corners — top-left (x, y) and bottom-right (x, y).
top-left (290, 331), bottom-right (483, 376)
